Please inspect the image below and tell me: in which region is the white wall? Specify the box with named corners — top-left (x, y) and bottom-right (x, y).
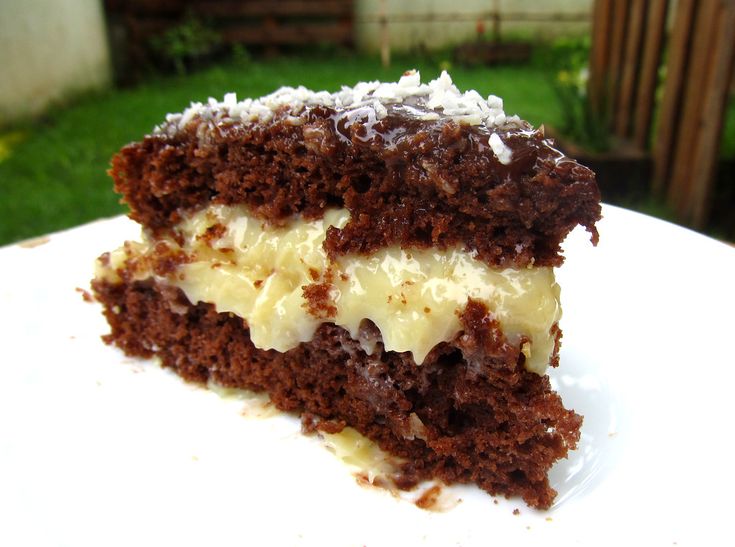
top-left (0, 0), bottom-right (111, 125)
top-left (356, 0), bottom-right (593, 53)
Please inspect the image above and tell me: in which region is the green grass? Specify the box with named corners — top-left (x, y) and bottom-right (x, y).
top-left (0, 54), bottom-right (562, 246)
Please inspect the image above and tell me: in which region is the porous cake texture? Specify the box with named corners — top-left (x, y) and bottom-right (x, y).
top-left (93, 70), bottom-right (601, 509)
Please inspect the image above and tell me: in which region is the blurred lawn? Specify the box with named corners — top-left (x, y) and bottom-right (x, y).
top-left (0, 54), bottom-right (562, 246)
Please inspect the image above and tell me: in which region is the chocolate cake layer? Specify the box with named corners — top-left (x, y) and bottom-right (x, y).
top-left (111, 78), bottom-right (600, 268)
top-left (92, 278), bottom-right (581, 509)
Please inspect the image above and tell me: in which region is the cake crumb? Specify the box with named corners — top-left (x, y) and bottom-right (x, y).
top-left (76, 287), bottom-right (95, 303)
top-left (415, 485), bottom-right (442, 510)
top-left (354, 471), bottom-right (392, 491)
top-left (196, 222), bottom-right (226, 245)
top-left (302, 282), bottom-right (337, 318)
top-left (513, 508), bottom-right (520, 515)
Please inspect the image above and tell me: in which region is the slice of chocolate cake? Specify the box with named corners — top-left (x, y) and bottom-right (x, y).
top-left (92, 70), bottom-right (601, 509)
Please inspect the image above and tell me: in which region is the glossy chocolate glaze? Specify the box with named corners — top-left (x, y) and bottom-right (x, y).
top-left (112, 94), bottom-right (600, 267)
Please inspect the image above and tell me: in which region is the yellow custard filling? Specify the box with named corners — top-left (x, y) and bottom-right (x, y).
top-left (96, 205), bottom-right (561, 375)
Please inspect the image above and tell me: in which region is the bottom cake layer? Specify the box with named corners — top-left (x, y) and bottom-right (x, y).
top-left (92, 278), bottom-right (582, 509)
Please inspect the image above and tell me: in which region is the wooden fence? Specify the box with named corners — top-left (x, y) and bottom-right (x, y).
top-left (589, 0), bottom-right (735, 229)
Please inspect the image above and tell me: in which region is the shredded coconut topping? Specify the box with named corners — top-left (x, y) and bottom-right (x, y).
top-left (154, 70), bottom-right (522, 164)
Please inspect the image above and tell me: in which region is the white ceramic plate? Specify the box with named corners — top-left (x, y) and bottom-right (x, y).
top-left (1, 204), bottom-right (733, 547)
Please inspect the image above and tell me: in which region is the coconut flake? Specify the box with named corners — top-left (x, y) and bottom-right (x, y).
top-left (489, 133), bottom-right (513, 165)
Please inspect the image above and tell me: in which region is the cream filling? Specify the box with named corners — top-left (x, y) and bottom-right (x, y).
top-left (96, 205), bottom-right (561, 375)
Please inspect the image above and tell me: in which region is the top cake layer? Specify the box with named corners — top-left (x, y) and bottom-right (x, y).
top-left (111, 70), bottom-right (601, 268)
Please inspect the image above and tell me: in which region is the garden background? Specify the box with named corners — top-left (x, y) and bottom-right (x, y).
top-left (1, 0), bottom-right (733, 245)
